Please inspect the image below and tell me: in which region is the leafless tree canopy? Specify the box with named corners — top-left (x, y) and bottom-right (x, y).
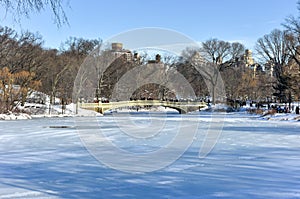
top-left (0, 26), bottom-right (101, 113)
top-left (255, 29), bottom-right (289, 67)
top-left (0, 0), bottom-right (68, 26)
top-left (284, 2), bottom-right (300, 69)
top-left (230, 42), bottom-right (245, 60)
top-left (202, 39), bottom-right (243, 65)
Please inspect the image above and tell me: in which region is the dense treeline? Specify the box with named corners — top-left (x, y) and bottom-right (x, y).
top-left (0, 26), bottom-right (100, 113)
top-left (1, 2), bottom-right (300, 113)
top-left (177, 2), bottom-right (300, 106)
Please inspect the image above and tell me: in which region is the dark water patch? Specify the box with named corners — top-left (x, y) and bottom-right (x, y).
top-left (46, 125), bottom-right (117, 130)
top-left (48, 126), bottom-right (76, 129)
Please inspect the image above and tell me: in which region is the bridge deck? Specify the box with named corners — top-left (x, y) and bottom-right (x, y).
top-left (80, 100), bottom-right (208, 114)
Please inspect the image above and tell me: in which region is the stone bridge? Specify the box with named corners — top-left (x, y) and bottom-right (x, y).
top-left (79, 100), bottom-right (208, 114)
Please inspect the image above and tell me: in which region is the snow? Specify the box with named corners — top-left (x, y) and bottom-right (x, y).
top-left (0, 103), bottom-right (103, 120)
top-left (261, 113), bottom-right (300, 121)
top-left (201, 103), bottom-right (236, 112)
top-left (0, 112), bottom-right (300, 198)
top-left (2, 103), bottom-right (183, 120)
top-left (4, 100), bottom-right (300, 122)
top-left (107, 106), bottom-right (178, 114)
top-left (0, 113), bottom-right (32, 120)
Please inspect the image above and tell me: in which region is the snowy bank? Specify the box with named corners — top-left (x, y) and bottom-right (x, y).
top-left (0, 113), bottom-right (32, 120)
top-left (1, 103), bottom-right (103, 120)
top-left (202, 104), bottom-right (236, 112)
top-left (28, 103), bottom-right (103, 118)
top-left (261, 113), bottom-right (300, 121)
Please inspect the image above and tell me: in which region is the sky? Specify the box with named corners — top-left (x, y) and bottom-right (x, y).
top-left (0, 0), bottom-right (299, 50)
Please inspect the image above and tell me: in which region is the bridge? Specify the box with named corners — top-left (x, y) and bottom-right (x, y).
top-left (79, 100), bottom-right (208, 114)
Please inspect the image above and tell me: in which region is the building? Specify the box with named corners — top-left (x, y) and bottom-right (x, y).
top-left (241, 49), bottom-right (254, 67)
top-left (111, 42), bottom-right (133, 62)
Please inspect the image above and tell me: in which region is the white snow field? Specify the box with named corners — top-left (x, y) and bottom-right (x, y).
top-left (0, 112), bottom-right (300, 198)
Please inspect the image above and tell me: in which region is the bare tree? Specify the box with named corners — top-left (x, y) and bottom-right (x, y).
top-left (255, 29), bottom-right (290, 68)
top-left (255, 29), bottom-right (291, 103)
top-left (202, 38), bottom-right (218, 64)
top-left (0, 27), bottom-right (47, 107)
top-left (216, 40), bottom-right (231, 64)
top-left (202, 38), bottom-right (231, 65)
top-left (0, 0), bottom-right (68, 26)
top-left (285, 32), bottom-right (300, 69)
top-left (284, 0), bottom-right (300, 34)
top-left (178, 48), bottom-right (209, 98)
top-left (0, 27), bottom-right (18, 68)
top-left (281, 1), bottom-right (300, 104)
top-left (284, 1), bottom-right (300, 70)
top-left (221, 67), bottom-right (243, 101)
top-left (0, 67), bottom-right (41, 112)
top-left (187, 50), bottom-right (225, 104)
top-left (230, 42), bottom-right (245, 61)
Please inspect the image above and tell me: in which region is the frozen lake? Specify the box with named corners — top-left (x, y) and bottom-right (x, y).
top-left (0, 112), bottom-right (300, 198)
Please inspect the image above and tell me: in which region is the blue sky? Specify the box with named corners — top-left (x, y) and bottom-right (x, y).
top-left (0, 0), bottom-right (298, 50)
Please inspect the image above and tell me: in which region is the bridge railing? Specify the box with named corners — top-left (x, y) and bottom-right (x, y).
top-left (80, 100), bottom-right (207, 107)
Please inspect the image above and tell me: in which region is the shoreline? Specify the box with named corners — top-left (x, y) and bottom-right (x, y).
top-left (2, 104), bottom-right (300, 121)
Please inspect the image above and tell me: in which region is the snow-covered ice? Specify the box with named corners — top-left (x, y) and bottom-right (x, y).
top-left (0, 112), bottom-right (300, 198)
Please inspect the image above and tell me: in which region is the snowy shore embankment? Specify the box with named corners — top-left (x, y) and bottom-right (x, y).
top-left (0, 103), bottom-right (102, 120)
top-left (2, 102), bottom-right (300, 121)
top-left (207, 104), bottom-right (300, 122)
top-left (260, 113), bottom-right (300, 121)
top-left (0, 112), bottom-right (32, 120)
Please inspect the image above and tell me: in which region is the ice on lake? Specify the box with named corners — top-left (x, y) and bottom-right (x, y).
top-left (0, 112), bottom-right (300, 198)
